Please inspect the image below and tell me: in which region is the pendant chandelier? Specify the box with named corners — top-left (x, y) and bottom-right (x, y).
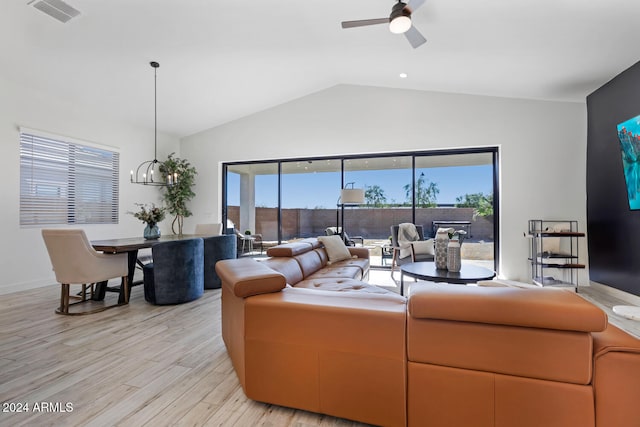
top-left (130, 61), bottom-right (176, 186)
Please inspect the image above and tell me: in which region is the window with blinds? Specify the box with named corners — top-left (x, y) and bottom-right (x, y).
top-left (20, 130), bottom-right (119, 226)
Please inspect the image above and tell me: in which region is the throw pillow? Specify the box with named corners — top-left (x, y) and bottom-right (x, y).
top-left (412, 239), bottom-right (434, 256)
top-left (318, 235), bottom-right (352, 263)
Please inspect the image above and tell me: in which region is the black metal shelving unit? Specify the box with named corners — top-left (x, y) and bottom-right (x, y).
top-left (528, 220), bottom-right (585, 292)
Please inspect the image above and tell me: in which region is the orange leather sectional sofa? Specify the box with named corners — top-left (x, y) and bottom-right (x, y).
top-left (215, 238), bottom-right (640, 427)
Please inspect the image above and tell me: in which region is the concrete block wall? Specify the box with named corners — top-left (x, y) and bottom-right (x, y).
top-left (228, 206), bottom-right (494, 242)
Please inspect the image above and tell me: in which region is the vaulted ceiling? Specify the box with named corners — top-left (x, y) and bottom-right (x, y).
top-left (3, 0), bottom-right (640, 137)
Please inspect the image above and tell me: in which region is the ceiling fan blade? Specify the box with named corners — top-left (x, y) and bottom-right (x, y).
top-left (405, 0), bottom-right (426, 13)
top-left (341, 18), bottom-right (389, 29)
top-left (404, 25), bottom-right (427, 48)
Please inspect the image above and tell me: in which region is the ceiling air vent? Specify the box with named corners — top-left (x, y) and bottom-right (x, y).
top-left (27, 0), bottom-right (80, 23)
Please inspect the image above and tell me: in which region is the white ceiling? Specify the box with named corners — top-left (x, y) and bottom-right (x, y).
top-left (3, 0), bottom-right (640, 138)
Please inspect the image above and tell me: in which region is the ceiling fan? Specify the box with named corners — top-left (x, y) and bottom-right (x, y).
top-left (341, 0), bottom-right (427, 48)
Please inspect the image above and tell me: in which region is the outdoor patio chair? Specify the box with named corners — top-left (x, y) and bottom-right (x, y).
top-left (324, 226), bottom-right (364, 246)
top-left (390, 224), bottom-right (434, 277)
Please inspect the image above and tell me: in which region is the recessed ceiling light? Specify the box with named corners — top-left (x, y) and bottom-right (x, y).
top-left (399, 73), bottom-right (408, 79)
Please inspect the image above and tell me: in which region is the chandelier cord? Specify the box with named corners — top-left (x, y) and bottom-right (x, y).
top-left (154, 63), bottom-right (158, 162)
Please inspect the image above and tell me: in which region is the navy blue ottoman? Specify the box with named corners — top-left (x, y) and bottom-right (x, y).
top-left (143, 238), bottom-right (204, 305)
top-left (203, 235), bottom-right (237, 289)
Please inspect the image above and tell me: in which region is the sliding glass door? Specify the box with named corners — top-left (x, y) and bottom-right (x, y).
top-left (343, 156), bottom-right (413, 266)
top-left (280, 159), bottom-right (341, 241)
top-left (223, 147), bottom-right (498, 269)
top-left (225, 162), bottom-right (278, 252)
top-left (414, 152), bottom-right (496, 268)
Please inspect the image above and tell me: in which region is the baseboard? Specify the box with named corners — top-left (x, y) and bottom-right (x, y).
top-left (0, 278), bottom-right (53, 295)
top-left (590, 281), bottom-right (640, 306)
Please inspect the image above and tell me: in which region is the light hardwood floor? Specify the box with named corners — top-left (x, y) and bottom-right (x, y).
top-left (1, 271), bottom-right (639, 426)
top-left (0, 283), bottom-right (370, 427)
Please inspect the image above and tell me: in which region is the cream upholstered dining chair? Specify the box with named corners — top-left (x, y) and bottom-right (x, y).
top-left (41, 229), bottom-right (129, 315)
top-left (194, 223), bottom-right (223, 236)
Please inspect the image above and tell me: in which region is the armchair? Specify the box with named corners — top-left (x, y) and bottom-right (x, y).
top-left (235, 229), bottom-right (263, 255)
top-left (390, 224), bottom-right (434, 277)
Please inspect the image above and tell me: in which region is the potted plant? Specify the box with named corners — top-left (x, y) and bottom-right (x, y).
top-left (129, 203), bottom-right (166, 239)
top-left (159, 153), bottom-right (197, 235)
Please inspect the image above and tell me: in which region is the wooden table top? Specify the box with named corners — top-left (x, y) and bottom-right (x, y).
top-left (92, 234), bottom-right (205, 253)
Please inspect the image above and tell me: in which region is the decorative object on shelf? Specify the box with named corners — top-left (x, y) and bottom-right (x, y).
top-left (131, 61), bottom-right (177, 186)
top-left (434, 227), bottom-right (452, 270)
top-left (129, 203), bottom-right (166, 240)
top-left (159, 153), bottom-right (197, 235)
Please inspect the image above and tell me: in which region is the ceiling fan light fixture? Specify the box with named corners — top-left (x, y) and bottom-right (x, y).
top-left (389, 15), bottom-right (411, 34)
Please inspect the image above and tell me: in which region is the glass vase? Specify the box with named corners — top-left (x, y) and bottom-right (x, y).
top-left (144, 223), bottom-right (160, 240)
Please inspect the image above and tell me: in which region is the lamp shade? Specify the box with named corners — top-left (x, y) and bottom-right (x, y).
top-left (340, 188), bottom-right (365, 204)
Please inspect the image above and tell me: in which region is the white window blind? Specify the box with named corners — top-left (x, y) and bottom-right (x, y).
top-left (20, 130), bottom-right (119, 226)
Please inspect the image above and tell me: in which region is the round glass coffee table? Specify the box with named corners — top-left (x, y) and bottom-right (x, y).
top-left (399, 261), bottom-right (496, 296)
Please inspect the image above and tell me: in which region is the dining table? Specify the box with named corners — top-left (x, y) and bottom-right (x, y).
top-left (91, 234), bottom-right (206, 303)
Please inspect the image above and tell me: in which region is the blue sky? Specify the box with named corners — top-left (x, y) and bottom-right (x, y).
top-left (228, 165), bottom-right (493, 208)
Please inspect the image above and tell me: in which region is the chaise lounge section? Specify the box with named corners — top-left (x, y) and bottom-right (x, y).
top-left (218, 237), bottom-right (407, 426)
top-left (215, 238), bottom-right (640, 427)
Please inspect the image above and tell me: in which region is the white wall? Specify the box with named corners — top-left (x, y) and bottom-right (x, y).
top-left (0, 75), bottom-right (180, 294)
top-left (181, 84), bottom-right (588, 284)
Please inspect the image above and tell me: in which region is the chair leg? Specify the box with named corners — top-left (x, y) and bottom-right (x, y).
top-left (390, 249), bottom-right (398, 278)
top-left (56, 281), bottom-right (127, 315)
top-left (122, 276), bottom-right (130, 304)
top-left (57, 283), bottom-right (70, 314)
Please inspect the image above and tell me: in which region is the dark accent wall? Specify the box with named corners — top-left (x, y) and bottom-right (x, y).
top-left (586, 60), bottom-right (640, 296)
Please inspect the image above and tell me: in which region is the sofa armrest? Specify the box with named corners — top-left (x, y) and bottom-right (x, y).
top-left (216, 258), bottom-right (286, 298)
top-left (348, 247), bottom-right (369, 260)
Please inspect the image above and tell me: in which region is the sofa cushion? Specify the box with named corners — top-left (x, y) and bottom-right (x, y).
top-left (307, 266), bottom-right (363, 281)
top-left (261, 257), bottom-right (304, 285)
top-left (408, 316), bottom-right (596, 385)
top-left (317, 235), bottom-right (352, 263)
top-left (325, 257), bottom-right (369, 278)
top-left (293, 250), bottom-right (324, 278)
top-left (295, 278), bottom-right (396, 296)
top-left (297, 237), bottom-right (322, 249)
top-left (314, 248), bottom-right (330, 266)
